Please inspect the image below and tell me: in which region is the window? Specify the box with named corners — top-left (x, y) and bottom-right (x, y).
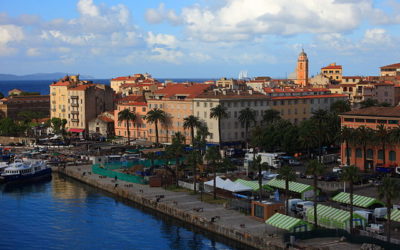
top-left (366, 149), bottom-right (373, 159)
top-left (377, 120), bottom-right (387, 124)
top-left (241, 102), bottom-right (245, 107)
top-left (355, 119), bottom-right (365, 123)
top-left (356, 148), bottom-right (362, 158)
top-left (389, 120), bottom-right (399, 124)
top-left (366, 119), bottom-right (376, 123)
top-left (210, 103), bottom-right (213, 108)
top-left (378, 150), bottom-right (383, 160)
top-left (254, 204), bottom-right (264, 219)
top-left (234, 111), bottom-right (237, 118)
top-left (344, 118), bottom-right (354, 122)
top-left (389, 151), bottom-right (396, 161)
top-left (196, 102), bottom-right (200, 107)
top-left (204, 102), bottom-right (207, 108)
top-left (346, 147), bottom-right (351, 158)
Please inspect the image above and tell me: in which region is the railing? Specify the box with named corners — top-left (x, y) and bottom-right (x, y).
top-left (71, 111), bottom-right (79, 115)
top-left (71, 119), bottom-right (79, 122)
top-left (71, 103), bottom-right (79, 107)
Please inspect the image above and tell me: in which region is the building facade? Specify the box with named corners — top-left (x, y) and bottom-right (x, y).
top-left (321, 63), bottom-right (342, 83)
top-left (380, 63), bottom-right (400, 77)
top-left (0, 95), bottom-right (50, 120)
top-left (295, 49), bottom-right (309, 86)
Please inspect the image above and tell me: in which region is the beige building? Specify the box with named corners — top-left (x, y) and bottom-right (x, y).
top-left (321, 63), bottom-right (342, 83)
top-left (110, 73), bottom-right (153, 93)
top-left (50, 75), bottom-right (114, 135)
top-left (380, 63), bottom-right (400, 77)
top-left (216, 77), bottom-right (239, 89)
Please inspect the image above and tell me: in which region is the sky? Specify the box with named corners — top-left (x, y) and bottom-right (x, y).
top-left (1, 0), bottom-right (400, 79)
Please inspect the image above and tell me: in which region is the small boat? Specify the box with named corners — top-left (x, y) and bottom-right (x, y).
top-left (0, 158), bottom-right (51, 184)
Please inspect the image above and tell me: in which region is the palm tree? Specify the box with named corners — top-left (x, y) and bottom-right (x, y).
top-left (378, 177), bottom-right (400, 243)
top-left (262, 109), bottom-right (281, 124)
top-left (330, 100), bottom-right (351, 114)
top-left (210, 104), bottom-right (228, 150)
top-left (251, 155), bottom-right (270, 202)
top-left (195, 122), bottom-right (210, 156)
top-left (238, 107), bottom-right (256, 149)
top-left (376, 124), bottom-right (390, 166)
top-left (187, 150), bottom-right (202, 193)
top-left (306, 159), bottom-right (325, 227)
top-left (118, 109), bottom-right (136, 145)
top-left (277, 165), bottom-right (296, 215)
top-left (183, 115), bottom-right (201, 147)
top-left (145, 108), bottom-right (166, 145)
top-left (339, 126), bottom-right (355, 166)
top-left (341, 165), bottom-right (360, 233)
top-left (298, 120), bottom-right (318, 158)
top-left (166, 132), bottom-right (186, 187)
top-left (311, 109), bottom-right (329, 158)
top-left (356, 126), bottom-right (375, 171)
top-left (205, 146), bottom-right (222, 199)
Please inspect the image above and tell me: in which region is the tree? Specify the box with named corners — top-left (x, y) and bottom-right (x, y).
top-left (210, 104), bottom-right (228, 150)
top-left (375, 124), bottom-right (390, 166)
top-left (360, 98), bottom-right (378, 109)
top-left (277, 165), bottom-right (296, 215)
top-left (251, 155), bottom-right (270, 202)
top-left (118, 109), bottom-right (136, 145)
top-left (0, 118), bottom-right (20, 136)
top-left (238, 107), bottom-right (256, 149)
top-left (339, 126), bottom-right (356, 166)
top-left (262, 109), bottom-right (281, 124)
top-left (166, 132), bottom-right (186, 187)
top-left (356, 126), bottom-right (375, 171)
top-left (0, 92), bottom-right (4, 99)
top-left (187, 150), bottom-right (202, 193)
top-left (311, 109), bottom-right (329, 158)
top-left (306, 159), bottom-right (325, 227)
top-left (298, 120), bottom-right (318, 158)
top-left (341, 165), bottom-right (360, 233)
top-left (205, 146), bottom-right (222, 199)
top-left (145, 108), bottom-right (166, 145)
top-left (330, 100), bottom-right (351, 114)
top-left (183, 115), bottom-right (201, 147)
top-left (378, 177), bottom-right (400, 243)
top-left (195, 122), bottom-right (210, 156)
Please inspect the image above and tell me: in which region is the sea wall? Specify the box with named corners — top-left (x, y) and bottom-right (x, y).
top-left (55, 166), bottom-right (284, 250)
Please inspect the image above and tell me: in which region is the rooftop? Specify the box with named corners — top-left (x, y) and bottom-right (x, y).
top-left (153, 83), bottom-right (211, 99)
top-left (380, 63), bottom-right (400, 69)
top-left (341, 106), bottom-right (400, 118)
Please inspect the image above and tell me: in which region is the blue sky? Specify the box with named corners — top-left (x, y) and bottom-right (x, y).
top-left (1, 0), bottom-right (400, 79)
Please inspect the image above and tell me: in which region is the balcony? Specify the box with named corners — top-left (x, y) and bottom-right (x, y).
top-left (71, 96), bottom-right (78, 99)
top-left (71, 103), bottom-right (79, 107)
top-left (71, 119), bottom-right (79, 122)
top-left (51, 108), bottom-right (56, 112)
top-left (51, 92), bottom-right (56, 96)
top-left (71, 110), bottom-right (79, 115)
top-left (61, 109), bottom-right (66, 112)
top-left (51, 101), bottom-right (56, 104)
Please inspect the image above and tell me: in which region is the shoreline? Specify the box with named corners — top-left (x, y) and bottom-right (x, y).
top-left (54, 165), bottom-right (284, 250)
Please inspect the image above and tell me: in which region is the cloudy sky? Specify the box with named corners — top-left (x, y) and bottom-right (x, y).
top-left (1, 0), bottom-right (400, 79)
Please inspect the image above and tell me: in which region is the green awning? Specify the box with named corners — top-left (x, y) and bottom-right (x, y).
top-left (386, 210), bottom-right (400, 222)
top-left (306, 204), bottom-right (366, 230)
top-left (266, 178), bottom-right (312, 194)
top-left (234, 179), bottom-right (273, 191)
top-left (332, 192), bottom-right (384, 208)
top-left (266, 213), bottom-right (312, 232)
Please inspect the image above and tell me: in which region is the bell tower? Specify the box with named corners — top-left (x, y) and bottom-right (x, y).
top-left (296, 49), bottom-right (308, 86)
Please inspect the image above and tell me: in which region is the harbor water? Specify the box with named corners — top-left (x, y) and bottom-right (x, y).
top-left (0, 173), bottom-right (236, 250)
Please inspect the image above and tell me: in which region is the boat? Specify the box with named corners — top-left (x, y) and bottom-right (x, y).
top-left (0, 158), bottom-right (51, 184)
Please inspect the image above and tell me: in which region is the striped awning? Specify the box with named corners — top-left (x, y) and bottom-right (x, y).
top-left (266, 178), bottom-right (312, 194)
top-left (387, 210), bottom-right (400, 222)
top-left (234, 179), bottom-right (273, 191)
top-left (332, 192), bottom-right (384, 208)
top-left (307, 204), bottom-right (365, 228)
top-left (266, 213), bottom-right (312, 232)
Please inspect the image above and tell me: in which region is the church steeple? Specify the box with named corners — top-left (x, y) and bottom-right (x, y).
top-left (295, 49), bottom-right (308, 86)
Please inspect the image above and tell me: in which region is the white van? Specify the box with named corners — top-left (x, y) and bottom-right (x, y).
top-left (296, 201), bottom-right (314, 213)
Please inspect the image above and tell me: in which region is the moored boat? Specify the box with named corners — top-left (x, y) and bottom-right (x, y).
top-left (0, 159), bottom-right (51, 184)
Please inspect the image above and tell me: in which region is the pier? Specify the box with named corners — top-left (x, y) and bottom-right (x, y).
top-left (54, 165), bottom-right (285, 249)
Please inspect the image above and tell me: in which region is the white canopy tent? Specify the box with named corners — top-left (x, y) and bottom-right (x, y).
top-left (204, 177), bottom-right (252, 193)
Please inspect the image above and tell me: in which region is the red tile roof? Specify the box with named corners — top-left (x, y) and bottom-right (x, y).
top-left (380, 63), bottom-right (400, 69)
top-left (154, 84), bottom-right (211, 99)
top-left (341, 106), bottom-right (400, 118)
top-left (272, 94), bottom-right (347, 100)
top-left (98, 116), bottom-right (114, 123)
top-left (322, 65), bottom-right (342, 70)
top-left (263, 87), bottom-right (330, 93)
top-left (69, 84), bottom-right (96, 91)
top-left (111, 76), bottom-right (138, 81)
top-left (51, 81), bottom-right (70, 86)
top-left (342, 76), bottom-right (362, 79)
top-left (116, 95), bottom-right (145, 103)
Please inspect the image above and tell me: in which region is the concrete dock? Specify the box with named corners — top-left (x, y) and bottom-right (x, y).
top-left (54, 165), bottom-right (285, 249)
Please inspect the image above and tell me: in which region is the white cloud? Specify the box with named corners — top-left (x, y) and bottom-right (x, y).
top-left (146, 32), bottom-right (178, 48)
top-left (145, 3), bottom-right (181, 25)
top-left (149, 47), bottom-right (183, 63)
top-left (0, 24), bottom-right (24, 55)
top-left (178, 0), bottom-right (376, 41)
top-left (77, 0), bottom-right (100, 17)
top-left (42, 30), bottom-right (96, 45)
top-left (362, 28), bottom-right (392, 45)
top-left (27, 48), bottom-right (40, 56)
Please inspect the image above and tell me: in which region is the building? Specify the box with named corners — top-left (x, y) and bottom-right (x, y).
top-left (114, 99), bottom-right (148, 140)
top-left (380, 63), bottom-right (400, 77)
top-left (295, 49), bottom-right (309, 86)
top-left (110, 73), bottom-right (154, 93)
top-left (0, 95), bottom-right (50, 120)
top-left (321, 63), bottom-right (342, 83)
top-left (340, 106), bottom-right (400, 171)
top-left (50, 75), bottom-right (114, 136)
top-left (216, 78), bottom-right (239, 89)
top-left (8, 88), bottom-right (23, 96)
top-left (309, 74), bottom-right (330, 87)
top-left (88, 111), bottom-right (115, 138)
top-left (147, 83), bottom-right (212, 144)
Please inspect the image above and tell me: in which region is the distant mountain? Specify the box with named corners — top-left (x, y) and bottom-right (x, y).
top-left (0, 73), bottom-right (94, 81)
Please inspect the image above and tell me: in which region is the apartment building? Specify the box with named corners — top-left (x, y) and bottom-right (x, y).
top-left (114, 100), bottom-right (148, 140)
top-left (380, 63), bottom-right (400, 77)
top-left (340, 107), bottom-right (400, 171)
top-left (0, 95), bottom-right (50, 120)
top-left (110, 73), bottom-right (154, 93)
top-left (147, 83), bottom-right (212, 144)
top-left (321, 63), bottom-right (343, 83)
top-left (50, 75), bottom-right (114, 135)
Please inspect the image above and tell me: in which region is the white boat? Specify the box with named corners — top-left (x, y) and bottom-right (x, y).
top-left (0, 158), bottom-right (51, 183)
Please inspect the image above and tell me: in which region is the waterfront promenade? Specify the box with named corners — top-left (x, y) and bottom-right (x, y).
top-left (55, 165), bottom-right (283, 249)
